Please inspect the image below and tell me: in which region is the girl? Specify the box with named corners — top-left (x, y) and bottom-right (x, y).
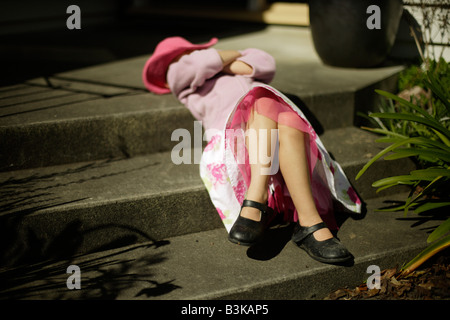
top-left (142, 37), bottom-right (362, 264)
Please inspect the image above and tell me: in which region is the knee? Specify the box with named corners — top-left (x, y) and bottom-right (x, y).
top-left (278, 123), bottom-right (305, 139)
top-left (278, 123), bottom-right (307, 149)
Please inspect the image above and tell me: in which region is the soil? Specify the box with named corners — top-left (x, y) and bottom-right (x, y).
top-left (324, 250), bottom-right (450, 300)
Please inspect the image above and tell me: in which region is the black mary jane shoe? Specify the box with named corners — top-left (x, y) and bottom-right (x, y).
top-left (291, 222), bottom-right (353, 264)
top-left (228, 200), bottom-right (274, 246)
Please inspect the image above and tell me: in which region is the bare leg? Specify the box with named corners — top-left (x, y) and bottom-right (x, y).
top-left (229, 96), bottom-right (350, 261)
top-left (278, 123), bottom-right (333, 241)
top-left (239, 99), bottom-right (333, 242)
top-left (239, 109), bottom-right (276, 221)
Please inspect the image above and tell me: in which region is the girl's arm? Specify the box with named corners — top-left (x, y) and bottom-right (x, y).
top-left (234, 48), bottom-right (276, 83)
top-left (217, 50), bottom-right (253, 75)
top-left (167, 48), bottom-right (275, 102)
top-left (217, 50), bottom-right (241, 66)
top-left (216, 48), bottom-right (276, 82)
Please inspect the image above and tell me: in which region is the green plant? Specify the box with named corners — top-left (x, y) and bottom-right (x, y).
top-left (356, 60), bottom-right (450, 276)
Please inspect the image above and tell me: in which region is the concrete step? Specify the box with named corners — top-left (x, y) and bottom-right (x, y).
top-left (0, 25), bottom-right (403, 172)
top-left (0, 193), bottom-right (434, 300)
top-left (0, 88), bottom-right (190, 172)
top-left (0, 126), bottom-right (415, 268)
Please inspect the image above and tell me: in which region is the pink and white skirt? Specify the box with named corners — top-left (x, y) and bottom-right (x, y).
top-left (199, 84), bottom-right (362, 232)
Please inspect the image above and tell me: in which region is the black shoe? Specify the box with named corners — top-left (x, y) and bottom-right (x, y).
top-left (228, 200), bottom-right (274, 246)
top-left (291, 222), bottom-right (353, 264)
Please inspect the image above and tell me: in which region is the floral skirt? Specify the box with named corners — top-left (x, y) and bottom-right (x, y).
top-left (199, 84), bottom-right (361, 232)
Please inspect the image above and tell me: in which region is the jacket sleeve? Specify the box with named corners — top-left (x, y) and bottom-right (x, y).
top-left (167, 48), bottom-right (224, 102)
top-left (236, 48), bottom-right (276, 84)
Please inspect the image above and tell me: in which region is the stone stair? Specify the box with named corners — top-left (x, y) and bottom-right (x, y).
top-left (0, 25), bottom-right (432, 300)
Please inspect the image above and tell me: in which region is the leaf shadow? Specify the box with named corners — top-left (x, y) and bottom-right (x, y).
top-left (0, 158), bottom-right (181, 299)
top-left (0, 239), bottom-right (178, 300)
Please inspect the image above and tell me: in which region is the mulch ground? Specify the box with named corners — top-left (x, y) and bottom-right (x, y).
top-left (324, 251), bottom-right (450, 300)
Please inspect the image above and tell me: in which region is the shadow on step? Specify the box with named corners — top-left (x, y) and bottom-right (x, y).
top-left (0, 207), bottom-right (178, 299)
top-left (0, 238), bottom-right (178, 300)
top-left (0, 159), bottom-right (181, 299)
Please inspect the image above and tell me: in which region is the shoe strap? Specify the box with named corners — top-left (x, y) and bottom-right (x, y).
top-left (292, 222), bottom-right (327, 244)
top-left (242, 199), bottom-right (269, 214)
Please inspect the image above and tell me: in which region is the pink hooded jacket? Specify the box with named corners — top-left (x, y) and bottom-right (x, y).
top-left (166, 48), bottom-right (276, 140)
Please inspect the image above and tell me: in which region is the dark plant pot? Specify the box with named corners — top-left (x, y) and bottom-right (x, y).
top-left (309, 0), bottom-right (403, 68)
